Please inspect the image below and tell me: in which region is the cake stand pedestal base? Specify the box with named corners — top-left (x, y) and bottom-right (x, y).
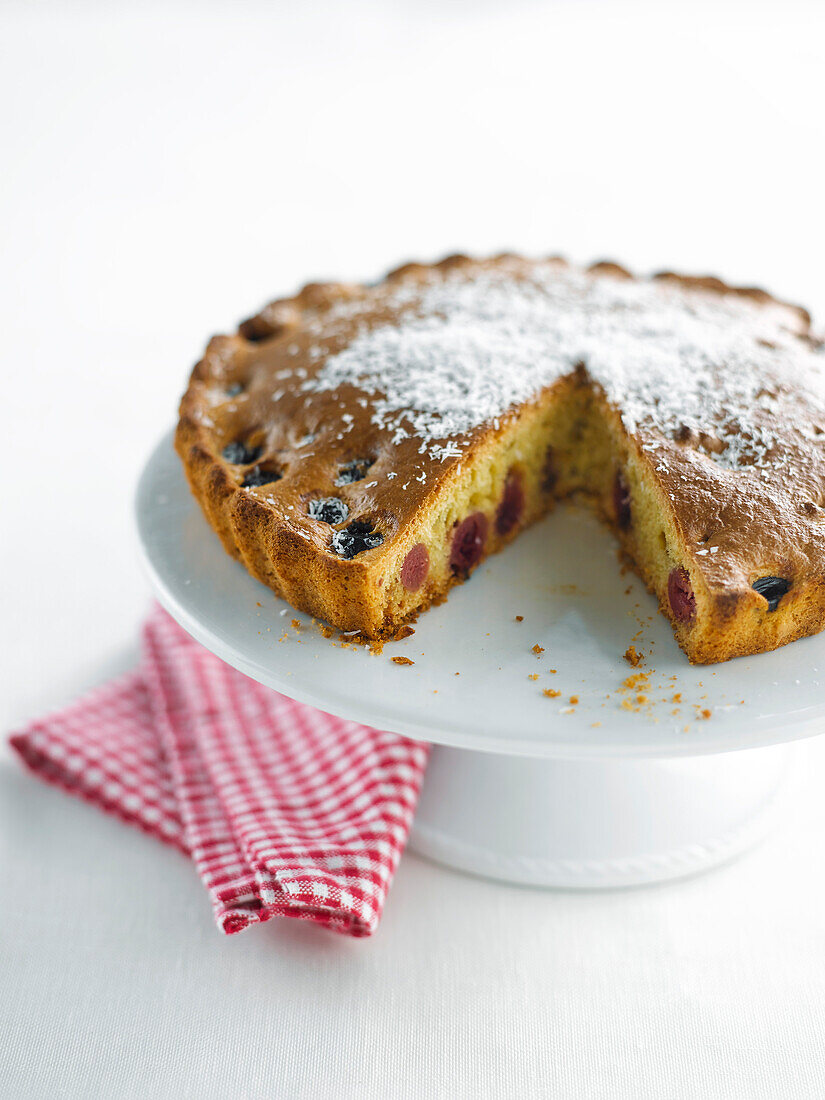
top-left (409, 744), bottom-right (791, 888)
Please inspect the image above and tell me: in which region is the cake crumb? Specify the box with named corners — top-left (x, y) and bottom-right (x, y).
top-left (699, 708), bottom-right (712, 720)
top-left (624, 645), bottom-right (643, 667)
top-left (549, 669), bottom-right (557, 674)
top-left (391, 656), bottom-right (415, 666)
top-left (528, 673), bottom-right (539, 682)
top-left (672, 693), bottom-right (682, 703)
top-left (532, 644), bottom-right (544, 656)
top-left (515, 615), bottom-right (524, 622)
top-left (291, 619), bottom-right (300, 629)
top-left (393, 625), bottom-right (416, 641)
top-left (569, 695), bottom-right (579, 705)
top-left (543, 688), bottom-right (561, 698)
top-left (622, 672), bottom-right (649, 691)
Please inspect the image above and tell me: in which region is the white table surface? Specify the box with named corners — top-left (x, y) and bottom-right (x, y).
top-left (3, 2), bottom-right (825, 1097)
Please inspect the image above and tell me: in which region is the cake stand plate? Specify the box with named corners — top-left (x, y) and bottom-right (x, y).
top-left (135, 433), bottom-right (821, 887)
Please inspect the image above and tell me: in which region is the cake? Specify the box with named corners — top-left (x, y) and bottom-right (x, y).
top-left (175, 254), bottom-right (825, 664)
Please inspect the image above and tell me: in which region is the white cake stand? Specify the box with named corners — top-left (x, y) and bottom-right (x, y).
top-left (135, 433), bottom-right (825, 888)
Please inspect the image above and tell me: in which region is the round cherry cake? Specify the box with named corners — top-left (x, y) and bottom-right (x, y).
top-left (175, 254), bottom-right (825, 663)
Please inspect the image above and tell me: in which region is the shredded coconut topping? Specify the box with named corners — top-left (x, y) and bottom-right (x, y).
top-left (302, 265), bottom-right (823, 468)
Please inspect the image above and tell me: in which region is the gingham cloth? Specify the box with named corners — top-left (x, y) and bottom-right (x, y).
top-left (9, 606), bottom-right (430, 937)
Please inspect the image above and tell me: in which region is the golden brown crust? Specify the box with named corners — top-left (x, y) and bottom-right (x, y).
top-left (176, 253), bottom-right (825, 661)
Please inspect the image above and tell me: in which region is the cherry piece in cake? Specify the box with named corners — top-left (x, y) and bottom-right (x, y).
top-left (668, 567), bottom-right (696, 623)
top-left (496, 470), bottom-right (525, 536)
top-left (752, 576), bottom-right (791, 611)
top-left (331, 520), bottom-right (383, 559)
top-left (242, 466), bottom-right (281, 488)
top-left (450, 513), bottom-right (488, 577)
top-left (222, 441), bottom-right (262, 465)
top-left (309, 497), bottom-right (349, 524)
top-left (613, 470), bottom-right (631, 530)
top-left (401, 543), bottom-right (429, 591)
top-left (335, 459), bottom-right (373, 486)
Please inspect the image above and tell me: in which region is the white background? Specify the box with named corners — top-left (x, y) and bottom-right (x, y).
top-left (3, 1), bottom-right (825, 1096)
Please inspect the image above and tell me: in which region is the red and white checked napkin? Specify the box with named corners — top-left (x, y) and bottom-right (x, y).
top-left (9, 606), bottom-right (429, 937)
